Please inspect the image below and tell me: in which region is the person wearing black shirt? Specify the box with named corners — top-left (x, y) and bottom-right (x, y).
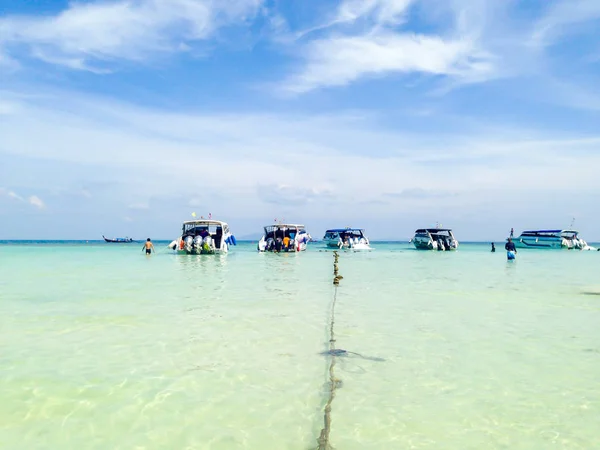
top-left (505, 238), bottom-right (517, 260)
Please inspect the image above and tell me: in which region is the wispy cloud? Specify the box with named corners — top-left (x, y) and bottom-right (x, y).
top-left (2, 85), bottom-right (600, 238)
top-left (2, 88), bottom-right (600, 207)
top-left (0, 187), bottom-right (45, 208)
top-left (0, 0), bottom-right (264, 71)
top-left (530, 0), bottom-right (600, 48)
top-left (279, 0), bottom-right (600, 94)
top-left (28, 195), bottom-right (45, 209)
top-left (0, 188), bottom-right (23, 202)
top-left (383, 188), bottom-right (459, 199)
top-left (283, 32), bottom-right (492, 93)
top-left (280, 0), bottom-right (498, 93)
top-left (335, 0), bottom-right (414, 26)
top-left (257, 184), bottom-right (335, 206)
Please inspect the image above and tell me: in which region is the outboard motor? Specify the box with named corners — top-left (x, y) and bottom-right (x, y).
top-left (266, 238), bottom-right (275, 251)
top-left (193, 236), bottom-right (203, 253)
top-left (184, 236), bottom-right (194, 253)
top-left (257, 239), bottom-right (266, 252)
top-left (203, 235), bottom-right (213, 252)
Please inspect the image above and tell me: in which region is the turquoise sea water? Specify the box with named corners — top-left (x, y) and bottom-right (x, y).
top-left (1, 241), bottom-right (600, 449)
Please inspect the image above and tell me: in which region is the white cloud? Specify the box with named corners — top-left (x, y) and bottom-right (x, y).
top-left (2, 88), bottom-right (600, 205)
top-left (1, 87), bottom-right (600, 239)
top-left (0, 187), bottom-right (45, 208)
top-left (335, 0), bottom-right (414, 26)
top-left (0, 188), bottom-right (24, 202)
top-left (28, 195), bottom-right (45, 209)
top-left (257, 184), bottom-right (335, 206)
top-left (281, 0), bottom-right (599, 94)
top-left (0, 0), bottom-right (264, 71)
top-left (279, 0), bottom-right (502, 93)
top-left (283, 32), bottom-right (493, 93)
top-left (8, 190), bottom-right (23, 201)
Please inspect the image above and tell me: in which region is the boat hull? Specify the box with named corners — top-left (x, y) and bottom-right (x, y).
top-left (174, 248), bottom-right (227, 255)
top-left (412, 238), bottom-right (435, 250)
top-left (323, 237), bottom-right (371, 250)
top-left (513, 236), bottom-right (586, 249)
top-left (323, 237), bottom-right (343, 248)
top-left (103, 235), bottom-right (134, 243)
top-left (412, 237), bottom-right (458, 251)
top-left (350, 242), bottom-right (372, 251)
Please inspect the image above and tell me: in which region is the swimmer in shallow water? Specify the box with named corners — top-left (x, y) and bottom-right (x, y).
top-left (142, 238), bottom-right (155, 255)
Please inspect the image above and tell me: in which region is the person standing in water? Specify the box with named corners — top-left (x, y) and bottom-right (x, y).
top-left (143, 238), bottom-right (155, 255)
top-left (505, 237), bottom-right (517, 260)
top-left (491, 242), bottom-right (496, 252)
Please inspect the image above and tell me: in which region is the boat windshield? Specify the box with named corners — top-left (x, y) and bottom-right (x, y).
top-left (325, 229), bottom-right (364, 240)
top-left (416, 229), bottom-right (453, 237)
top-left (561, 231), bottom-right (578, 238)
top-left (264, 225), bottom-right (305, 241)
top-left (182, 223), bottom-right (224, 237)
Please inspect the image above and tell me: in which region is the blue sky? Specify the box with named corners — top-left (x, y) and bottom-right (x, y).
top-left (1, 0), bottom-right (599, 240)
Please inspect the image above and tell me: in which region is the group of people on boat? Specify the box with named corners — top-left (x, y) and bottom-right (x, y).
top-left (264, 235), bottom-right (302, 252)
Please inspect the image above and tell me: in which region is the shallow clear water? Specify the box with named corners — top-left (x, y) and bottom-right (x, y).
top-left (1, 241), bottom-right (599, 449)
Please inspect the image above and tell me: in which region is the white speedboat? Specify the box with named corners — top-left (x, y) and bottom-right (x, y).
top-left (257, 224), bottom-right (311, 252)
top-left (168, 219), bottom-right (236, 254)
top-left (323, 228), bottom-right (371, 250)
top-left (512, 229), bottom-right (591, 250)
top-left (410, 228), bottom-right (458, 251)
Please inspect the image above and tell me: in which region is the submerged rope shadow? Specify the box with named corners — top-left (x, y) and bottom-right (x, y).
top-left (315, 251), bottom-right (386, 449)
top-left (316, 251), bottom-right (342, 450)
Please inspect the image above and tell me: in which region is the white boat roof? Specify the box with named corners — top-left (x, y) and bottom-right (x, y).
top-left (520, 229), bottom-right (578, 234)
top-left (264, 223), bottom-right (305, 228)
top-left (183, 219), bottom-right (228, 226)
top-left (263, 224), bottom-right (307, 233)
